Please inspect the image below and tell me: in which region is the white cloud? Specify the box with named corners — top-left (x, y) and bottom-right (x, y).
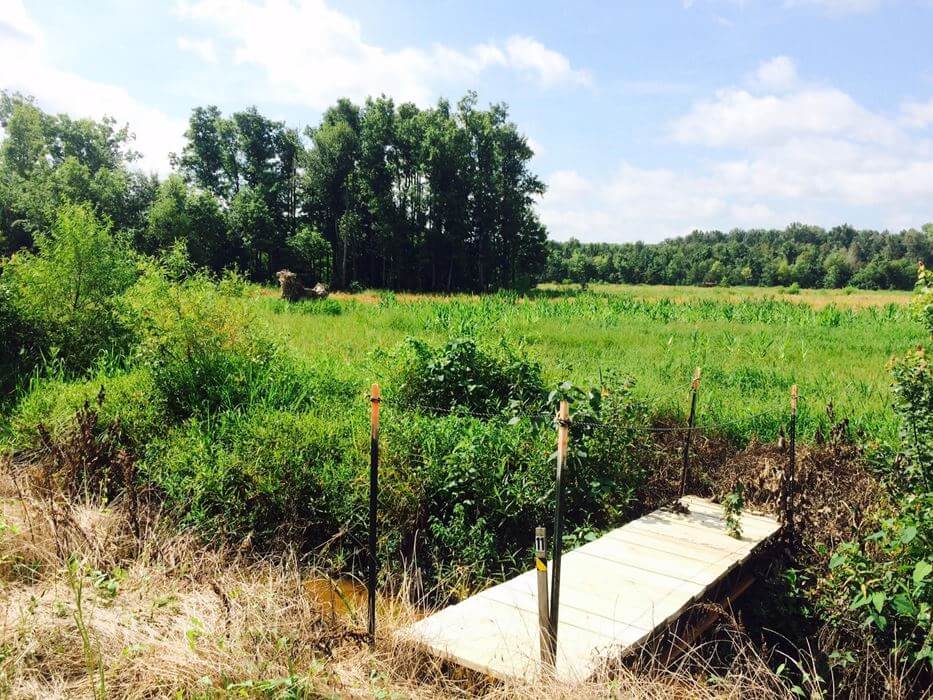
top-left (540, 59), bottom-right (933, 242)
top-left (175, 0), bottom-right (589, 108)
top-left (782, 0), bottom-right (882, 14)
top-left (539, 164), bottom-right (735, 243)
top-left (901, 98), bottom-right (933, 129)
top-left (670, 84), bottom-right (899, 147)
top-left (0, 0), bottom-right (41, 43)
top-left (499, 36), bottom-right (591, 88)
top-left (0, 1), bottom-right (185, 173)
top-left (177, 36), bottom-right (217, 63)
top-left (526, 137), bottom-right (545, 157)
top-left (750, 55), bottom-right (797, 92)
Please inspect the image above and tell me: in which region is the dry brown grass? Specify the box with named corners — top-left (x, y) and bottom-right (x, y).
top-left (0, 463), bottom-right (919, 700)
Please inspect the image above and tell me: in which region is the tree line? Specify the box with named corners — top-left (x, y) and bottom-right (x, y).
top-left (2, 89), bottom-right (931, 292)
top-left (0, 91), bottom-right (546, 291)
top-left (546, 225), bottom-right (933, 290)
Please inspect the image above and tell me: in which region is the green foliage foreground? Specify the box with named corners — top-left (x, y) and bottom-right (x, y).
top-left (811, 268), bottom-right (933, 668)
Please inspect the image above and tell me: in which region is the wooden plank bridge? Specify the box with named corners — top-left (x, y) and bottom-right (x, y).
top-left (400, 496), bottom-right (781, 683)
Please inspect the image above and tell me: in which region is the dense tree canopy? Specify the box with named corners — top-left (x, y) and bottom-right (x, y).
top-left (0, 92), bottom-right (156, 254)
top-left (171, 94), bottom-right (547, 290)
top-left (1, 89), bottom-right (930, 291)
top-left (546, 225), bottom-right (933, 290)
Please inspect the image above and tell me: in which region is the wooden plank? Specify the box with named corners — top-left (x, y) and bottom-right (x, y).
top-left (401, 497), bottom-right (781, 684)
top-left (572, 544), bottom-right (719, 585)
top-left (406, 594), bottom-right (619, 681)
top-left (681, 496), bottom-right (778, 527)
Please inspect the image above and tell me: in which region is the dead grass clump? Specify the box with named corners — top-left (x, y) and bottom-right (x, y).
top-left (648, 405), bottom-right (883, 553)
top-left (0, 479), bottom-right (363, 698)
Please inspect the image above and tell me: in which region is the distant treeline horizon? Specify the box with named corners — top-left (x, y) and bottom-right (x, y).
top-left (2, 89), bottom-right (930, 292)
top-left (545, 224), bottom-right (933, 290)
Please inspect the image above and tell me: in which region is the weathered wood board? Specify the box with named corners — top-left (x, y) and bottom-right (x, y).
top-left (399, 496), bottom-right (781, 683)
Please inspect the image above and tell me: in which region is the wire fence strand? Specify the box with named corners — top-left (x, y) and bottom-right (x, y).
top-left (373, 391), bottom-right (792, 434)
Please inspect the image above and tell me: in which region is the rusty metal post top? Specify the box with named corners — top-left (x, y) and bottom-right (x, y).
top-left (790, 384), bottom-right (798, 414)
top-left (691, 367), bottom-right (702, 390)
top-left (370, 383), bottom-right (381, 401)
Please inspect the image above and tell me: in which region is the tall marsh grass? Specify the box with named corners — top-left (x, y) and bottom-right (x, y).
top-left (254, 287), bottom-right (922, 443)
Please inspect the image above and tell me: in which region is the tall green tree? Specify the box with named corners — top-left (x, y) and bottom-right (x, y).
top-left (0, 91), bottom-right (153, 252)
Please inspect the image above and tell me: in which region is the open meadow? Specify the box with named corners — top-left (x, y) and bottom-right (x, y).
top-left (254, 284), bottom-right (922, 443)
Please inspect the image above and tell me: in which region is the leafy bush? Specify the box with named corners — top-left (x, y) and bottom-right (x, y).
top-left (128, 270), bottom-right (320, 420)
top-left (383, 412), bottom-right (551, 586)
top-left (1, 203), bottom-right (138, 371)
top-left (382, 375), bottom-right (653, 592)
top-left (8, 369), bottom-right (162, 450)
top-left (818, 500), bottom-right (931, 666)
top-left (143, 408), bottom-right (363, 547)
top-left (548, 378), bottom-right (654, 524)
top-left (396, 337), bottom-right (546, 416)
top-left (815, 266), bottom-right (933, 669)
top-left (0, 283), bottom-right (46, 397)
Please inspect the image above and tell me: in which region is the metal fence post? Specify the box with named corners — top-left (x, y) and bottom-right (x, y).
top-left (679, 367), bottom-right (702, 499)
top-left (549, 400), bottom-right (570, 662)
top-left (535, 527), bottom-right (553, 670)
top-left (368, 383), bottom-right (380, 647)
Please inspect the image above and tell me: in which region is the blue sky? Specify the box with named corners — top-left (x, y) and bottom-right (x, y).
top-left (2, 0), bottom-right (932, 242)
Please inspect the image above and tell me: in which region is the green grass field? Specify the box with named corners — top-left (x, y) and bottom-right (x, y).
top-left (539, 282), bottom-right (914, 309)
top-left (252, 284), bottom-right (922, 443)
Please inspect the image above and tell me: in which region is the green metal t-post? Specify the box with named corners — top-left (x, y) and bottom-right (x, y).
top-left (679, 368), bottom-right (701, 499)
top-left (548, 400), bottom-right (570, 663)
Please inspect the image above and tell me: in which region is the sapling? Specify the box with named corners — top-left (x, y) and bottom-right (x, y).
top-left (723, 482), bottom-right (745, 539)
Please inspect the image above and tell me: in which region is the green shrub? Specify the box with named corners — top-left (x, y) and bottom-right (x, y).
top-left (381, 376), bottom-right (652, 592)
top-left (7, 368), bottom-right (162, 450)
top-left (817, 498), bottom-right (932, 667)
top-left (382, 411), bottom-right (552, 587)
top-left (563, 379), bottom-right (654, 523)
top-left (0, 283), bottom-right (47, 398)
top-left (815, 266), bottom-right (933, 669)
top-left (1, 203), bottom-right (139, 371)
top-left (143, 408), bottom-right (364, 547)
top-left (396, 337), bottom-right (546, 416)
top-left (129, 271), bottom-right (324, 420)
